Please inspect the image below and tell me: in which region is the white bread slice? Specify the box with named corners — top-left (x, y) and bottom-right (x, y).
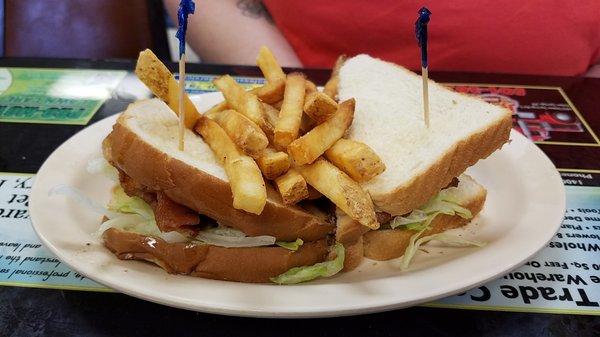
top-left (104, 99), bottom-right (334, 241)
top-left (363, 174), bottom-right (486, 261)
top-left (339, 55), bottom-right (511, 215)
top-left (103, 228), bottom-right (329, 283)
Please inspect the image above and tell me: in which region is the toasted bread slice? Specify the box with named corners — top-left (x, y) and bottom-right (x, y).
top-left (335, 208), bottom-right (369, 271)
top-left (341, 237), bottom-right (364, 272)
top-left (104, 99), bottom-right (334, 241)
top-left (363, 175), bottom-right (486, 261)
top-left (103, 228), bottom-right (329, 283)
top-left (339, 55), bottom-right (511, 215)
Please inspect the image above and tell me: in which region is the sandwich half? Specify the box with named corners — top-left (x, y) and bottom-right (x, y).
top-left (334, 54), bottom-right (510, 267)
top-left (101, 99), bottom-right (335, 283)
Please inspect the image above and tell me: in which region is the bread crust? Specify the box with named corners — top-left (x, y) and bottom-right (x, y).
top-left (363, 183), bottom-right (487, 261)
top-left (103, 228), bottom-right (328, 283)
top-left (335, 208), bottom-right (369, 245)
top-left (370, 109), bottom-right (510, 215)
top-left (335, 209), bottom-right (369, 271)
top-left (342, 237), bottom-right (364, 272)
top-left (105, 101), bottom-right (334, 242)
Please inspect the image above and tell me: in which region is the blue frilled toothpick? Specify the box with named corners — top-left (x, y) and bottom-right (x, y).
top-left (415, 7), bottom-right (431, 127)
top-left (176, 0), bottom-right (195, 150)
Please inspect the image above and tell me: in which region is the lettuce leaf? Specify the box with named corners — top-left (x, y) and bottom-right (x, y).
top-left (107, 186), bottom-right (154, 221)
top-left (205, 226), bottom-right (246, 238)
top-left (48, 185), bottom-right (174, 242)
top-left (424, 233), bottom-right (486, 248)
top-left (390, 193), bottom-right (472, 231)
top-left (421, 195), bottom-right (472, 219)
top-left (96, 186), bottom-right (161, 237)
top-left (276, 238), bottom-right (304, 251)
top-left (388, 189), bottom-right (479, 270)
top-left (86, 157), bottom-right (119, 182)
top-left (270, 243), bottom-right (345, 284)
top-left (400, 232), bottom-right (485, 270)
top-left (195, 232), bottom-right (276, 248)
top-left (96, 213), bottom-right (156, 237)
top-left (389, 210), bottom-right (428, 228)
top-left (399, 228), bottom-right (428, 270)
top-left (193, 226), bottom-right (276, 248)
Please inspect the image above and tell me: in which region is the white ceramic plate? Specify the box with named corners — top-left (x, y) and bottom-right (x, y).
top-left (30, 92), bottom-right (565, 318)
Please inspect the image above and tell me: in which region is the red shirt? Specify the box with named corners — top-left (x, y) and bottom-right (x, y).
top-left (264, 0), bottom-right (600, 76)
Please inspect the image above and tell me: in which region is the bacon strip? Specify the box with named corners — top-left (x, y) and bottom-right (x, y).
top-left (118, 169), bottom-right (199, 231)
top-left (154, 192), bottom-right (199, 231)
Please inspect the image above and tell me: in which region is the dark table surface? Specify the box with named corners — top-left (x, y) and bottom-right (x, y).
top-left (0, 57), bottom-right (599, 337)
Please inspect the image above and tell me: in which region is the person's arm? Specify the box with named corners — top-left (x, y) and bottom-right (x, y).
top-left (164, 0), bottom-right (302, 67)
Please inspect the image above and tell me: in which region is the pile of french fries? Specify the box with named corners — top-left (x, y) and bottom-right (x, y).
top-left (135, 47), bottom-right (386, 229)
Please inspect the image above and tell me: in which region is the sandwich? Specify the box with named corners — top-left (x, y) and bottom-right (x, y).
top-left (96, 49), bottom-right (511, 284)
top-left (335, 54), bottom-right (511, 264)
top-left (101, 99), bottom-right (334, 283)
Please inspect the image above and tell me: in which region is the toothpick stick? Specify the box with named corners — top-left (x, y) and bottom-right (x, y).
top-left (415, 7), bottom-right (432, 128)
top-left (178, 54), bottom-right (186, 151)
top-left (422, 66), bottom-right (430, 128)
top-left (175, 0), bottom-right (195, 150)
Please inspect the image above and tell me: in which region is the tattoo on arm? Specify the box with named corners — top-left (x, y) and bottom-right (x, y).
top-left (236, 0), bottom-right (273, 22)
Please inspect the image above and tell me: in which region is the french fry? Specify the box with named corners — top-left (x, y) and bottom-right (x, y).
top-left (135, 49), bottom-right (201, 128)
top-left (297, 158), bottom-right (379, 229)
top-left (262, 102), bottom-right (279, 128)
top-left (212, 109), bottom-right (269, 158)
top-left (288, 99), bottom-right (355, 165)
top-left (213, 75), bottom-right (244, 108)
top-left (305, 80), bottom-right (318, 94)
top-left (213, 75), bottom-right (268, 130)
top-left (226, 156), bottom-right (267, 215)
top-left (250, 78), bottom-right (285, 104)
top-left (274, 169), bottom-right (309, 205)
top-left (242, 94), bottom-right (267, 129)
top-left (325, 138), bottom-right (386, 182)
top-left (274, 73), bottom-right (306, 148)
top-left (323, 55), bottom-right (346, 100)
top-left (257, 46), bottom-right (286, 83)
top-left (194, 117), bottom-right (237, 162)
top-left (261, 102), bottom-right (279, 142)
top-left (299, 114), bottom-right (316, 135)
top-left (303, 91), bottom-right (339, 123)
top-left (256, 147), bottom-right (290, 180)
top-left (204, 101), bottom-right (228, 119)
top-left (194, 117), bottom-right (266, 214)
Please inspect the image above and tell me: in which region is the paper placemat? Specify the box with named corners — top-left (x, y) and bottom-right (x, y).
top-left (0, 68), bottom-right (126, 125)
top-left (5, 171), bottom-right (599, 313)
top-left (428, 179), bottom-right (600, 315)
top-left (181, 74), bottom-right (264, 94)
top-left (0, 173), bottom-right (107, 291)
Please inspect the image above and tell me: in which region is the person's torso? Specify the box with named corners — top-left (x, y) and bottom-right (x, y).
top-left (264, 0), bottom-right (600, 76)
